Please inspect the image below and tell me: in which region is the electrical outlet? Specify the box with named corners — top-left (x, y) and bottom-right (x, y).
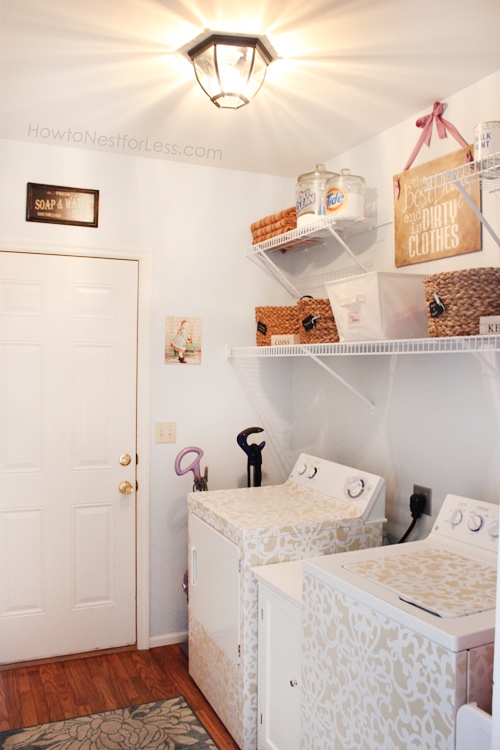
top-left (413, 484), bottom-right (432, 516)
top-left (155, 422), bottom-right (176, 443)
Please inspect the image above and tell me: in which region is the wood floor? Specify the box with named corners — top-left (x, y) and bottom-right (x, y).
top-left (0, 644), bottom-right (240, 749)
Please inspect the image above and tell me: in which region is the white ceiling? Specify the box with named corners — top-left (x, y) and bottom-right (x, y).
top-left (1, 0), bottom-right (499, 177)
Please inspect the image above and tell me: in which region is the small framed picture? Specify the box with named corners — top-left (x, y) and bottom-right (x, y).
top-left (26, 183), bottom-right (99, 227)
top-left (165, 316), bottom-right (202, 365)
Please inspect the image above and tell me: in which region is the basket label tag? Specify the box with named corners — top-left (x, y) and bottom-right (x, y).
top-left (480, 316), bottom-right (500, 334)
top-left (347, 310), bottom-right (362, 327)
top-left (257, 320), bottom-right (267, 335)
top-left (302, 314), bottom-right (320, 331)
top-left (271, 334), bottom-right (301, 345)
top-left (429, 292), bottom-right (445, 318)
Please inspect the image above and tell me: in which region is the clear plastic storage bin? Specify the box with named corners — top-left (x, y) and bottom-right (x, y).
top-left (325, 272), bottom-right (428, 341)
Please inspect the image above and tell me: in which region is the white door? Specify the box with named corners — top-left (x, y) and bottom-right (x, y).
top-left (0, 251), bottom-right (138, 663)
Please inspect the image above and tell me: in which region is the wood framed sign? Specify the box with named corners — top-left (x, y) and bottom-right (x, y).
top-left (393, 146), bottom-right (481, 267)
top-left (26, 183), bottom-right (99, 227)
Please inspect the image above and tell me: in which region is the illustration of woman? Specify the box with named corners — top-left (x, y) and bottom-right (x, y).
top-left (170, 320), bottom-right (190, 363)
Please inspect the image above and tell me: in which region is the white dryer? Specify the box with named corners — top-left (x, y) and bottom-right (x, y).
top-left (187, 453), bottom-right (386, 750)
top-left (302, 494), bottom-right (499, 750)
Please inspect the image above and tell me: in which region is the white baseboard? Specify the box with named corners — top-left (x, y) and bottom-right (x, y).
top-left (148, 631), bottom-right (188, 649)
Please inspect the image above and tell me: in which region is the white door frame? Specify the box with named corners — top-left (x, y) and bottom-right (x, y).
top-left (0, 237), bottom-right (151, 650)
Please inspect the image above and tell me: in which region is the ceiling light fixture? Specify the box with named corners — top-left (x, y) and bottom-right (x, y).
top-left (187, 34), bottom-right (274, 110)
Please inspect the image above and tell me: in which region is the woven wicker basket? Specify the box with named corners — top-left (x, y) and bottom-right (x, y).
top-left (255, 306), bottom-right (300, 346)
top-left (297, 297), bottom-right (339, 344)
top-left (424, 268), bottom-right (500, 337)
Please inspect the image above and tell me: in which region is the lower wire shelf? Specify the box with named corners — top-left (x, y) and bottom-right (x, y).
top-left (226, 336), bottom-right (500, 411)
top-left (226, 335), bottom-right (500, 359)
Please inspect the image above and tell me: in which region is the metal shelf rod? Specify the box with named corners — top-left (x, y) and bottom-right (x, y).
top-left (325, 224), bottom-right (367, 272)
top-left (446, 170), bottom-right (500, 248)
top-left (302, 348), bottom-right (374, 410)
top-left (249, 250), bottom-right (302, 298)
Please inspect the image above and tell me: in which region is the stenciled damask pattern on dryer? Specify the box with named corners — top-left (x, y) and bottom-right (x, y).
top-left (188, 615), bottom-right (244, 747)
top-left (188, 482), bottom-right (384, 750)
top-left (189, 480), bottom-right (360, 535)
top-left (344, 548), bottom-right (497, 616)
top-left (301, 572), bottom-right (494, 750)
top-left (468, 643), bottom-right (495, 714)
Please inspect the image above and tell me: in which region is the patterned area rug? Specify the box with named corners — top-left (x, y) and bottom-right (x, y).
top-left (0, 696), bottom-right (219, 749)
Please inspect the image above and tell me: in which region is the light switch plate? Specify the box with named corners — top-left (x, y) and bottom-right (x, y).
top-left (155, 422), bottom-right (176, 443)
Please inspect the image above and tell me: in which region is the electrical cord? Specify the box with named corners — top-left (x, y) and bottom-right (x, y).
top-left (397, 492), bottom-right (427, 543)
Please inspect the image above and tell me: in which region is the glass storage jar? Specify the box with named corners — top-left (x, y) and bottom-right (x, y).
top-left (326, 168), bottom-right (366, 221)
top-left (296, 164), bottom-right (338, 227)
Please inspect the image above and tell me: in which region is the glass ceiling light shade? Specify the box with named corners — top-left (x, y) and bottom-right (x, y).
top-left (187, 34), bottom-right (274, 109)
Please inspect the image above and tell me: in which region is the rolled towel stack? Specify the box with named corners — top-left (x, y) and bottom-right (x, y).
top-left (251, 207), bottom-right (296, 244)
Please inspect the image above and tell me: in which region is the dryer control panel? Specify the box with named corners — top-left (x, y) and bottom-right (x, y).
top-left (288, 453), bottom-right (386, 521)
top-left (432, 494), bottom-right (499, 556)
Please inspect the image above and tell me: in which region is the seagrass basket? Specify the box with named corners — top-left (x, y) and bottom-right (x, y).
top-left (297, 297), bottom-right (339, 344)
top-left (255, 306), bottom-right (300, 346)
top-left (424, 268), bottom-right (500, 337)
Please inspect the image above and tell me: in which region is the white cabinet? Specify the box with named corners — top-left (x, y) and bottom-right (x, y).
top-left (254, 560), bottom-right (303, 750)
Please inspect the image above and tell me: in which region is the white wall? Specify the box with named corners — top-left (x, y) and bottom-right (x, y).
top-left (1, 67), bottom-right (499, 646)
top-left (0, 139), bottom-right (295, 642)
top-left (286, 68), bottom-right (500, 542)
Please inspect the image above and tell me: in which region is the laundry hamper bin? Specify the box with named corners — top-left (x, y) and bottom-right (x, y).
top-left (424, 268), bottom-right (500, 337)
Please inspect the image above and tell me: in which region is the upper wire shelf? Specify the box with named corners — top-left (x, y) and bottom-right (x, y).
top-left (245, 217), bottom-right (392, 298)
top-left (246, 217), bottom-right (386, 257)
top-left (425, 151), bottom-right (500, 193)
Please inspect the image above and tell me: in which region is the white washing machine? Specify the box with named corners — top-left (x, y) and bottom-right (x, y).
top-left (187, 453), bottom-right (386, 750)
top-left (301, 494), bottom-right (499, 750)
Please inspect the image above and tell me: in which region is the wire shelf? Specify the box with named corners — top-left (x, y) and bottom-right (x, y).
top-left (227, 336), bottom-right (500, 359)
top-left (246, 217), bottom-right (386, 257)
top-left (425, 151), bottom-right (500, 193)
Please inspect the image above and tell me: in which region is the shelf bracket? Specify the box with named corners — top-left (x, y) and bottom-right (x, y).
top-left (471, 350), bottom-right (500, 381)
top-left (301, 348), bottom-right (375, 411)
top-left (325, 225), bottom-right (368, 272)
top-left (250, 250), bottom-right (301, 298)
top-left (446, 171), bottom-right (500, 248)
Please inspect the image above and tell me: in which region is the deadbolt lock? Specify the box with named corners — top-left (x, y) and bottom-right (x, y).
top-left (119, 454), bottom-right (132, 466)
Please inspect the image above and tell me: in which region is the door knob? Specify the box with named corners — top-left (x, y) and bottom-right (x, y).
top-left (119, 480), bottom-right (134, 495)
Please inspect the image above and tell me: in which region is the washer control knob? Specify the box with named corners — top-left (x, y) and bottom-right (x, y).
top-left (347, 478), bottom-right (365, 499)
top-left (297, 463), bottom-right (307, 475)
top-left (468, 514), bottom-right (483, 532)
top-left (449, 509), bottom-right (463, 527)
top-left (307, 466), bottom-right (318, 479)
top-left (488, 521), bottom-right (499, 539)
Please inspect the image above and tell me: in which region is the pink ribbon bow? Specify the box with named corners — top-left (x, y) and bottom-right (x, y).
top-left (394, 101), bottom-right (472, 198)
